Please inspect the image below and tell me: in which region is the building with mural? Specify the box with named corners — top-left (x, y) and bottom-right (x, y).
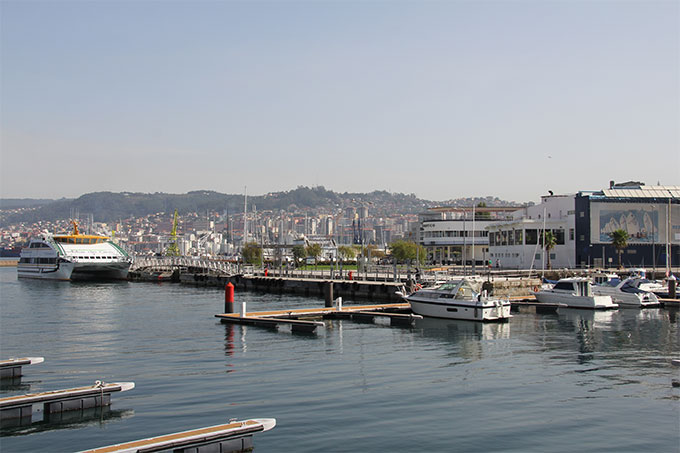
top-left (575, 182), bottom-right (679, 270)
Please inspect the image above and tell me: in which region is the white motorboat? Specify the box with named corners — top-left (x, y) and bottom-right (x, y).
top-left (592, 277), bottom-right (661, 308)
top-left (533, 278), bottom-right (618, 309)
top-left (18, 222), bottom-right (132, 281)
top-left (404, 278), bottom-right (511, 322)
top-left (626, 269), bottom-right (668, 295)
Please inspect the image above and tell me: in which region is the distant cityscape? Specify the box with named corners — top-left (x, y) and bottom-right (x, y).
top-left (1, 182), bottom-right (678, 270)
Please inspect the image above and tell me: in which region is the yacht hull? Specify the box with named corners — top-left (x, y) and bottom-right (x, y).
top-left (408, 298), bottom-right (511, 322)
top-left (534, 292), bottom-right (617, 309)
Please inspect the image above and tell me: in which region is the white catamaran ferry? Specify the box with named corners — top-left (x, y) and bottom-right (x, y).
top-left (18, 222), bottom-right (132, 281)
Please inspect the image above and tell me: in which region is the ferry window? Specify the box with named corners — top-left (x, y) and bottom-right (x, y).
top-left (515, 230), bottom-right (523, 245)
top-left (446, 308), bottom-right (458, 312)
top-left (489, 233), bottom-right (495, 246)
top-left (526, 229), bottom-right (538, 245)
top-left (19, 257), bottom-right (28, 263)
top-left (508, 230), bottom-right (515, 246)
top-left (501, 231), bottom-right (507, 246)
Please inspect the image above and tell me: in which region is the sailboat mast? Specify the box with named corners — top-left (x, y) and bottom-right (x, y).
top-left (243, 186), bottom-right (248, 247)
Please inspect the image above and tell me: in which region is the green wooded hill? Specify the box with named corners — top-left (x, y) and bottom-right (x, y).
top-left (0, 186), bottom-right (519, 226)
top-left (0, 187), bottom-right (424, 225)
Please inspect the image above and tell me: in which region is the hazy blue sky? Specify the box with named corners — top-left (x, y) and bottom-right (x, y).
top-left (1, 0), bottom-right (678, 203)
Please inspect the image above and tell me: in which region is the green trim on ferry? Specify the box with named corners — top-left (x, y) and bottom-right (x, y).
top-left (108, 241), bottom-right (130, 258)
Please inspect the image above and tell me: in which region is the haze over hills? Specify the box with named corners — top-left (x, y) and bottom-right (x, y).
top-left (0, 186), bottom-right (525, 226)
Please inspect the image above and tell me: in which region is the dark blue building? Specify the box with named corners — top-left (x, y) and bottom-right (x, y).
top-left (575, 182), bottom-right (679, 271)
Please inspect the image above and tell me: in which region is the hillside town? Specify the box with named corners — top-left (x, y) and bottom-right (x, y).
top-left (1, 181), bottom-right (679, 272)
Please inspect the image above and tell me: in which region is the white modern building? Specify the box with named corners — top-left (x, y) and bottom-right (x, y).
top-left (419, 207), bottom-right (519, 265)
top-left (486, 194), bottom-right (576, 270)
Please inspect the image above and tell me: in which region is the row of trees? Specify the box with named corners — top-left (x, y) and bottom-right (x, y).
top-left (240, 240), bottom-right (427, 267)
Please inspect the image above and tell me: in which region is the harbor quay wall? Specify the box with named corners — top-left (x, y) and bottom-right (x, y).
top-left (176, 272), bottom-right (542, 301)
top-left (182, 273), bottom-right (405, 302)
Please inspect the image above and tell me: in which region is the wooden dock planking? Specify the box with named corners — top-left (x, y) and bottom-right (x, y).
top-left (215, 303), bottom-right (415, 332)
top-left (80, 418), bottom-right (276, 453)
top-left (217, 302), bottom-right (410, 319)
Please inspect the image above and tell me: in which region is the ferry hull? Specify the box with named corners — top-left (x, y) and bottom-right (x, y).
top-left (17, 263), bottom-right (74, 280)
top-left (71, 263), bottom-right (130, 280)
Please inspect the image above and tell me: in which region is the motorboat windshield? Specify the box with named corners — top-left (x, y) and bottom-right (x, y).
top-left (599, 278), bottom-right (621, 288)
top-left (434, 279), bottom-right (484, 300)
top-left (620, 281), bottom-right (648, 294)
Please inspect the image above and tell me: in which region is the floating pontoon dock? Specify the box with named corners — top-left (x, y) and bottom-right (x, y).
top-left (0, 357), bottom-right (44, 379)
top-left (0, 381), bottom-right (134, 420)
top-left (80, 418), bottom-right (276, 453)
top-left (216, 302), bottom-right (421, 333)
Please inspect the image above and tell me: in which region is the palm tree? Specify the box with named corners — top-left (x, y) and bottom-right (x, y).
top-left (543, 231), bottom-right (557, 270)
top-left (608, 229), bottom-right (629, 269)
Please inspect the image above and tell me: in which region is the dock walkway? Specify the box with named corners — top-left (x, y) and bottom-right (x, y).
top-left (80, 418), bottom-right (276, 453)
top-left (216, 303), bottom-right (418, 332)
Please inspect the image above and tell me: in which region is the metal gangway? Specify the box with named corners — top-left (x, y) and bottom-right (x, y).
top-left (131, 256), bottom-right (237, 276)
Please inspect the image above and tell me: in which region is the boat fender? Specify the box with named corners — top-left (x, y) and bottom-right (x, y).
top-left (533, 286), bottom-right (539, 292)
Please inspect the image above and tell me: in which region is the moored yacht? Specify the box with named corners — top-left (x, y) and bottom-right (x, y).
top-left (18, 222), bottom-right (132, 281)
top-left (592, 277), bottom-right (661, 308)
top-left (404, 278), bottom-right (511, 322)
top-left (533, 278), bottom-right (618, 309)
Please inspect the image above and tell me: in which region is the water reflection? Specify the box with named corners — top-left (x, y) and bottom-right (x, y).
top-left (0, 377), bottom-right (34, 392)
top-left (411, 317), bottom-right (510, 361)
top-left (414, 317), bottom-right (510, 341)
top-left (0, 407), bottom-right (134, 436)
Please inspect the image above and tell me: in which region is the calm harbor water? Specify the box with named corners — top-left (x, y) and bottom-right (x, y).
top-left (0, 267), bottom-right (678, 452)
